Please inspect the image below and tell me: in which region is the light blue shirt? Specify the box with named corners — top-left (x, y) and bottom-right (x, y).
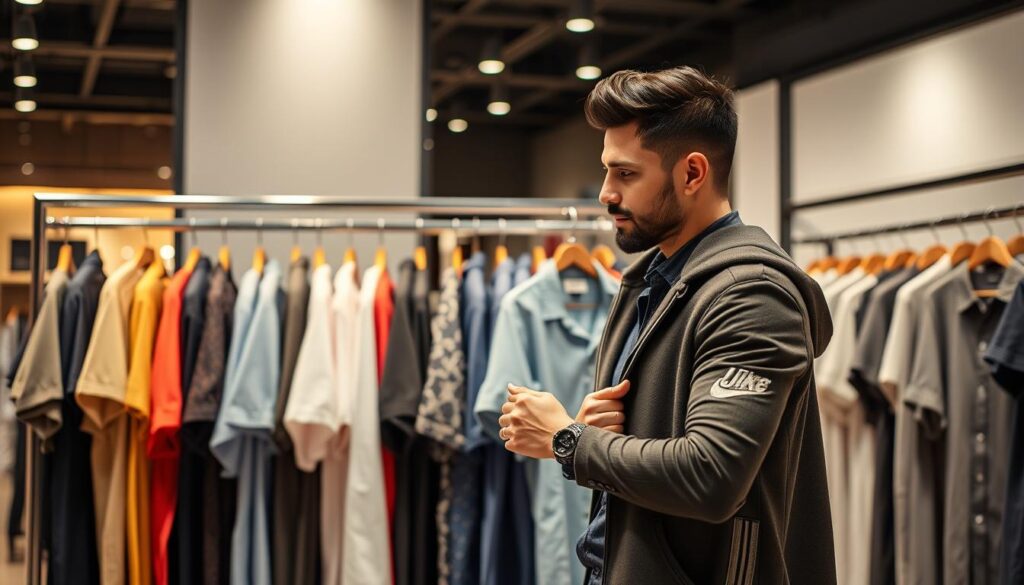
top-left (475, 259), bottom-right (619, 585)
top-left (210, 261), bottom-right (283, 585)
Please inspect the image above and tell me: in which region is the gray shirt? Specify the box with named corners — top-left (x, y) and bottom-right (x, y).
top-left (905, 260), bottom-right (1024, 585)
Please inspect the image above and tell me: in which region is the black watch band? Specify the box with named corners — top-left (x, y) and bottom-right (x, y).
top-left (553, 423), bottom-right (587, 480)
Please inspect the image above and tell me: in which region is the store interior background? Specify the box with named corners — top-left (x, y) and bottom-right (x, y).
top-left (2, 0), bottom-right (1023, 580)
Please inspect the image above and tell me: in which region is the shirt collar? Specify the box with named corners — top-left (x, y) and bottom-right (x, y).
top-left (644, 210), bottom-right (742, 288)
top-left (535, 260), bottom-right (619, 325)
top-left (464, 250), bottom-right (487, 273)
top-left (953, 259), bottom-right (1024, 313)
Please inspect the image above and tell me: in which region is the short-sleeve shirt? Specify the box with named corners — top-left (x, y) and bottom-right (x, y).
top-left (474, 260), bottom-right (619, 585)
top-left (10, 268), bottom-right (69, 445)
top-left (211, 261), bottom-right (283, 585)
top-left (984, 274), bottom-right (1024, 585)
top-left (76, 257), bottom-right (146, 585)
top-left (905, 260), bottom-right (1024, 585)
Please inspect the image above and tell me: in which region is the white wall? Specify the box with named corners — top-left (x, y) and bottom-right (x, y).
top-left (531, 114), bottom-right (604, 200)
top-left (787, 10), bottom-right (1024, 264)
top-left (733, 80), bottom-right (781, 242)
top-left (183, 0), bottom-right (422, 269)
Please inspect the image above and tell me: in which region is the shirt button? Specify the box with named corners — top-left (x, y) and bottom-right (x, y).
top-left (975, 514), bottom-right (985, 526)
top-left (976, 433), bottom-right (987, 445)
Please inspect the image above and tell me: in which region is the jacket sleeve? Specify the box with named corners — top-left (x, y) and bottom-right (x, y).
top-left (572, 277), bottom-right (811, 524)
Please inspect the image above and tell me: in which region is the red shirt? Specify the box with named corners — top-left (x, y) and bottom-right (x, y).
top-left (148, 265), bottom-right (193, 585)
top-left (374, 269), bottom-right (397, 582)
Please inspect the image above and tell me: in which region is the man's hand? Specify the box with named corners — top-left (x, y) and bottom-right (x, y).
top-left (498, 384), bottom-right (575, 460)
top-left (576, 380), bottom-right (630, 433)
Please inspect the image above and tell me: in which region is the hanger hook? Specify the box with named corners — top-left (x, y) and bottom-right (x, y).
top-left (61, 216), bottom-right (70, 244)
top-left (1012, 203), bottom-right (1024, 232)
top-left (93, 216), bottom-right (100, 249)
top-left (377, 218), bottom-right (386, 246)
top-left (565, 206), bottom-right (579, 244)
top-left (220, 217), bottom-right (228, 245)
top-left (957, 213), bottom-right (970, 241)
top-left (256, 218), bottom-right (264, 246)
top-left (897, 226), bottom-right (911, 249)
top-left (983, 207), bottom-right (995, 236)
top-left (929, 219), bottom-right (941, 244)
top-left (316, 218), bottom-right (324, 247)
top-left (498, 218), bottom-right (507, 246)
top-left (142, 219), bottom-right (151, 246)
top-left (291, 219), bottom-right (299, 246)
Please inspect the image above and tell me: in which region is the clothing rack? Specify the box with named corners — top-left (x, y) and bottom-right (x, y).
top-left (792, 203), bottom-right (1024, 246)
top-left (22, 192), bottom-right (612, 585)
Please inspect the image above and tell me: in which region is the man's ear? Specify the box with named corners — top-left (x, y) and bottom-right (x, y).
top-left (675, 152), bottom-right (710, 196)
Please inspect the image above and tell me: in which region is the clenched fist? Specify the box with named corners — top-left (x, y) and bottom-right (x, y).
top-left (575, 380), bottom-right (630, 433)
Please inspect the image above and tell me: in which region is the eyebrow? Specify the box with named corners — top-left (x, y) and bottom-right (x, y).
top-left (603, 159), bottom-right (639, 168)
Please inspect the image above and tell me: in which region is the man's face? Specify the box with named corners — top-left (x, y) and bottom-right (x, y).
top-left (598, 122), bottom-right (685, 254)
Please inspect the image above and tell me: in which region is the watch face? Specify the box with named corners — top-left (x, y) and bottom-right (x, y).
top-left (555, 429), bottom-right (576, 457)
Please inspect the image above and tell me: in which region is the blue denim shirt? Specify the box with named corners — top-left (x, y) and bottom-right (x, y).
top-left (577, 211), bottom-right (742, 584)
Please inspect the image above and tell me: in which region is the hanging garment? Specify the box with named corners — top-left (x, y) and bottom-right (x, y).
top-left (211, 261), bottom-right (283, 585)
top-left (76, 258), bottom-right (146, 585)
top-left (0, 313), bottom-right (22, 474)
top-left (49, 251), bottom-right (104, 585)
top-left (373, 266), bottom-right (398, 571)
top-left (984, 272), bottom-right (1024, 585)
top-left (904, 261), bottom-right (1024, 585)
top-left (149, 262), bottom-right (196, 585)
top-left (876, 255), bottom-right (951, 585)
top-left (478, 257), bottom-right (535, 585)
top-left (416, 265), bottom-right (467, 585)
top-left (380, 259), bottom-right (439, 585)
top-left (341, 264), bottom-right (391, 585)
top-left (126, 259), bottom-right (167, 585)
top-left (10, 267), bottom-right (69, 444)
top-left (475, 260), bottom-right (619, 585)
top-left (272, 257), bottom-right (321, 585)
top-left (173, 256), bottom-right (211, 585)
top-left (180, 263), bottom-right (237, 585)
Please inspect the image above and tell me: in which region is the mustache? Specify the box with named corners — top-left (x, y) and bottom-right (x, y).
top-left (607, 204), bottom-right (632, 218)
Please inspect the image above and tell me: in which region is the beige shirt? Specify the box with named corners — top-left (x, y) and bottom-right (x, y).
top-left (11, 269), bottom-right (70, 446)
top-left (76, 258), bottom-right (146, 585)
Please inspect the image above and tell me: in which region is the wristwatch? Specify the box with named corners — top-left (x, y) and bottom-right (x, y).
top-left (553, 423), bottom-right (587, 480)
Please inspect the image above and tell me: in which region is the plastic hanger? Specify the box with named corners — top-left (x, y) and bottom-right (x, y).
top-left (374, 218), bottom-right (388, 270)
top-left (218, 218), bottom-right (231, 271)
top-left (1008, 205), bottom-right (1024, 257)
top-left (591, 244), bottom-right (617, 272)
top-left (949, 215), bottom-right (977, 267)
top-left (967, 210), bottom-right (1013, 271)
top-left (532, 245), bottom-right (547, 274)
top-left (553, 208), bottom-right (597, 277)
top-left (494, 219), bottom-right (508, 268)
top-left (916, 221), bottom-right (948, 270)
top-left (252, 218), bottom-right (266, 274)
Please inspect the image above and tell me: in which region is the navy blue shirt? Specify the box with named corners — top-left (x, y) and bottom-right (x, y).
top-left (576, 211), bottom-right (742, 583)
top-left (984, 274), bottom-right (1024, 585)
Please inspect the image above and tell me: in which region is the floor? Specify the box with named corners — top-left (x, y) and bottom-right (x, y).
top-left (1, 473), bottom-right (26, 585)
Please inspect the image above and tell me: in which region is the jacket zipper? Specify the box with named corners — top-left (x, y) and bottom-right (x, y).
top-left (618, 282), bottom-right (688, 380)
top-left (593, 285), bottom-right (627, 389)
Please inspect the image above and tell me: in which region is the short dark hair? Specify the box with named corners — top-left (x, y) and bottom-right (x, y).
top-left (584, 66), bottom-right (737, 192)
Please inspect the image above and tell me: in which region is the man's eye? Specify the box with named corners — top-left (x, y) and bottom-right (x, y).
top-left (618, 170), bottom-right (633, 178)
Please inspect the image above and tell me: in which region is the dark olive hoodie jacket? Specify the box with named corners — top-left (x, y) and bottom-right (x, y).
top-left (573, 224), bottom-right (837, 585)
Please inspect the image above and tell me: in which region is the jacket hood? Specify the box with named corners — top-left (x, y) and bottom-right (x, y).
top-left (621, 224), bottom-right (833, 357)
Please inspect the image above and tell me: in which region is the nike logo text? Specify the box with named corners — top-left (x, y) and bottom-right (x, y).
top-left (709, 367), bottom-right (771, 398)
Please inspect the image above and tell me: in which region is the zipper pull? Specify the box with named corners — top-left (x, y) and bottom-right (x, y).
top-left (673, 283), bottom-right (689, 299)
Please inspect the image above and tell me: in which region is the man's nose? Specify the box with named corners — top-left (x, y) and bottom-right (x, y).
top-left (598, 186), bottom-right (619, 207)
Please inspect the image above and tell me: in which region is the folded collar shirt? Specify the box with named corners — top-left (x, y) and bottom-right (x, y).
top-left (475, 260), bottom-right (619, 585)
top-left (211, 260), bottom-right (283, 585)
top-left (905, 260), bottom-right (1024, 585)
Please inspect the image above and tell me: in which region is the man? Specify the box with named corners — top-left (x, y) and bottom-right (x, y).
top-left (497, 66), bottom-right (837, 584)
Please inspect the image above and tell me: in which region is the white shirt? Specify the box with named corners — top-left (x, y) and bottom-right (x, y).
top-left (284, 264), bottom-right (337, 472)
top-left (341, 264), bottom-right (390, 585)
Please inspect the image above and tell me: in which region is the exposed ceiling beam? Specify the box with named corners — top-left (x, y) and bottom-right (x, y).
top-left (594, 0), bottom-right (735, 18)
top-left (81, 0), bottom-right (123, 98)
top-left (434, 109), bottom-right (561, 126)
top-left (0, 91), bottom-right (172, 111)
top-left (4, 40), bottom-right (175, 62)
top-left (0, 108), bottom-right (174, 126)
top-left (43, 0), bottom-right (174, 9)
top-left (432, 0), bottom-right (490, 43)
top-left (515, 89), bottom-right (561, 113)
top-left (432, 70), bottom-right (592, 91)
top-left (432, 20), bottom-right (560, 104)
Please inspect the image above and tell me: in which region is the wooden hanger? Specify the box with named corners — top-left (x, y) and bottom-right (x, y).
top-left (967, 235), bottom-right (1013, 270)
top-left (835, 255), bottom-right (862, 275)
top-left (554, 240), bottom-right (597, 277)
top-left (950, 241), bottom-right (976, 266)
top-left (1009, 207), bottom-right (1024, 256)
top-left (531, 245), bottom-right (547, 274)
top-left (884, 250), bottom-right (916, 271)
top-left (494, 220), bottom-right (508, 268)
top-left (313, 247), bottom-right (326, 268)
top-left (861, 253), bottom-right (887, 275)
top-left (591, 245), bottom-right (617, 272)
top-left (452, 245), bottom-right (464, 276)
top-left (219, 245), bottom-right (231, 271)
top-left (55, 243), bottom-right (74, 272)
top-left (818, 256), bottom-right (839, 272)
top-left (252, 219), bottom-right (266, 274)
top-left (132, 224), bottom-right (154, 268)
top-left (916, 243), bottom-right (947, 270)
top-left (804, 259), bottom-right (821, 273)
top-left (374, 219), bottom-right (388, 270)
top-left (183, 247), bottom-right (202, 272)
top-left (414, 246), bottom-right (428, 271)
top-left (6, 307), bottom-right (21, 322)
top-left (290, 246), bottom-right (302, 263)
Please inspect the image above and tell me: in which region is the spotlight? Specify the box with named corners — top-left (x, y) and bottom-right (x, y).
top-left (448, 118), bottom-right (468, 133)
top-left (487, 82), bottom-right (510, 116)
top-left (426, 108), bottom-right (438, 122)
top-left (15, 87), bottom-right (37, 112)
top-left (12, 13), bottom-right (39, 51)
top-left (13, 54), bottom-right (37, 88)
top-left (478, 37), bottom-right (505, 75)
top-left (566, 0), bottom-right (595, 33)
top-left (576, 43), bottom-right (601, 80)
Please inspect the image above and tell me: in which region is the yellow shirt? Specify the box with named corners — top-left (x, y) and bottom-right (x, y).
top-left (76, 258), bottom-right (146, 585)
top-left (125, 259), bottom-right (166, 585)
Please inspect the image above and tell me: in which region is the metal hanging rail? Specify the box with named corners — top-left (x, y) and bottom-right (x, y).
top-left (792, 203), bottom-right (1024, 245)
top-left (44, 216), bottom-right (615, 236)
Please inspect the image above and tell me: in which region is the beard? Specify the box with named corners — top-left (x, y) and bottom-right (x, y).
top-left (609, 178), bottom-right (684, 254)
